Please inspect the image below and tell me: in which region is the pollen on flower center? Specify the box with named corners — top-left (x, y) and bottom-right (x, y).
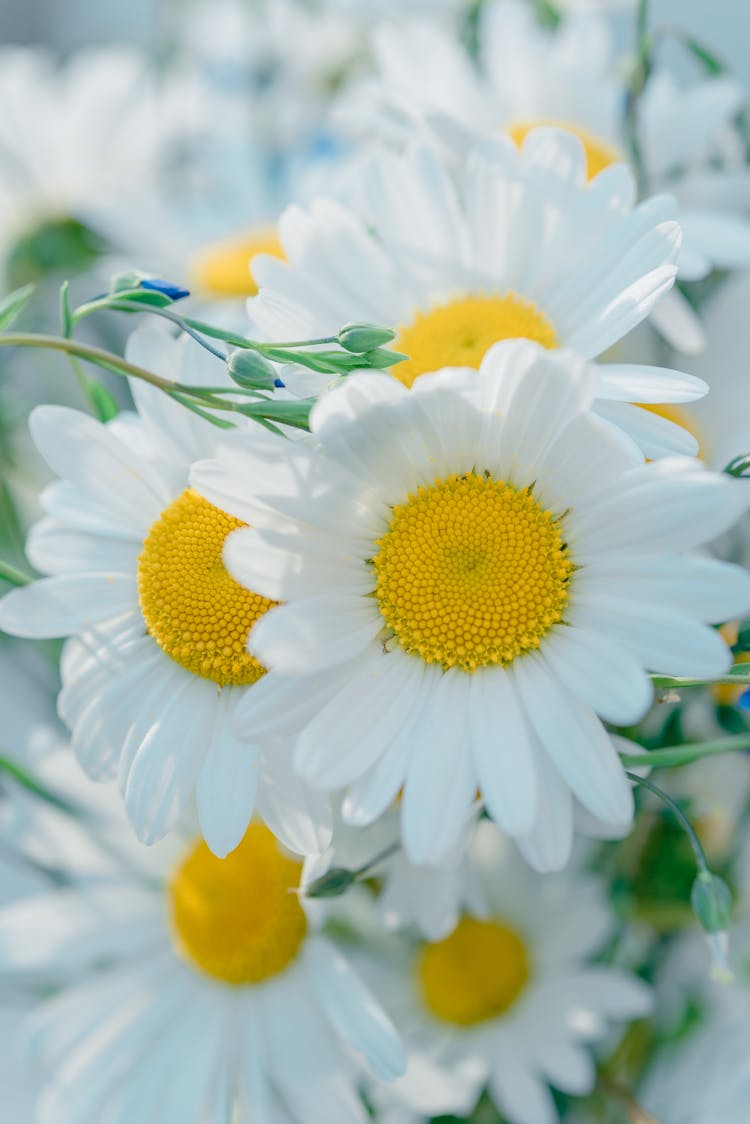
top-left (138, 488), bottom-right (276, 687)
top-left (418, 917), bottom-right (530, 1025)
top-left (169, 823), bottom-right (307, 986)
top-left (189, 227), bottom-right (285, 298)
top-left (391, 292), bottom-right (557, 388)
top-left (507, 119), bottom-right (621, 181)
top-left (373, 472), bottom-right (573, 672)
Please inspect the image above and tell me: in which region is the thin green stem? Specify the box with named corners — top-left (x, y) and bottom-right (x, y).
top-left (626, 770), bottom-right (710, 874)
top-left (622, 733), bottom-right (750, 770)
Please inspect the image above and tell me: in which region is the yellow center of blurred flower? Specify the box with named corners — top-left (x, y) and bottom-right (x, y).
top-left (507, 120), bottom-right (621, 181)
top-left (189, 228), bottom-right (285, 298)
top-left (373, 473), bottom-right (572, 672)
top-left (169, 823), bottom-right (307, 985)
top-left (391, 293), bottom-right (557, 388)
top-left (418, 917), bottom-right (530, 1025)
top-left (138, 488), bottom-right (276, 686)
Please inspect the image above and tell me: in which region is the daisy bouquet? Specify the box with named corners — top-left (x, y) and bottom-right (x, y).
top-left (1, 2), bottom-right (750, 1123)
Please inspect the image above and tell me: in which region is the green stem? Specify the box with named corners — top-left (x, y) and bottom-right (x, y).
top-left (624, 0), bottom-right (652, 194)
top-left (0, 558), bottom-right (33, 586)
top-left (622, 733), bottom-right (750, 770)
top-left (0, 754), bottom-right (80, 815)
top-left (626, 770), bottom-right (710, 874)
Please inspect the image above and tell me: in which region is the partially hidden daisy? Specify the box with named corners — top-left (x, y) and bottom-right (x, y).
top-left (193, 341), bottom-right (750, 867)
top-left (248, 130), bottom-right (707, 458)
top-left (345, 1), bottom-right (750, 351)
top-left (359, 821), bottom-right (652, 1124)
top-left (0, 322), bottom-right (331, 858)
top-left (0, 760), bottom-right (406, 1124)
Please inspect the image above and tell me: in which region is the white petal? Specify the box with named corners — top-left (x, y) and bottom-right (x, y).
top-left (124, 675), bottom-right (214, 844)
top-left (0, 575), bottom-right (138, 638)
top-left (513, 655), bottom-right (634, 826)
top-left (257, 741), bottom-right (333, 855)
top-left (539, 626), bottom-right (653, 726)
top-left (469, 668), bottom-right (538, 836)
top-left (305, 938), bottom-right (406, 1081)
top-left (596, 363), bottom-right (707, 403)
top-left (196, 696), bottom-right (260, 858)
top-left (294, 649), bottom-right (426, 788)
top-left (249, 596), bottom-right (382, 673)
top-left (401, 668), bottom-right (478, 865)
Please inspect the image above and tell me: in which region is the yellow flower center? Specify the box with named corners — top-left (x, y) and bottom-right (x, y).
top-left (138, 488), bottom-right (276, 686)
top-left (189, 227), bottom-right (285, 298)
top-left (418, 917), bottom-right (530, 1025)
top-left (507, 119), bottom-right (622, 181)
top-left (391, 293), bottom-right (557, 388)
top-left (373, 473), bottom-right (572, 672)
top-left (169, 823), bottom-right (307, 985)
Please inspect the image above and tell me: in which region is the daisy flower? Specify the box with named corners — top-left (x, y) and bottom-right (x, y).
top-left (359, 822), bottom-right (652, 1124)
top-left (0, 769), bottom-right (406, 1124)
top-left (0, 323), bottom-right (331, 858)
top-left (0, 47), bottom-right (204, 282)
top-left (193, 341), bottom-right (750, 867)
top-left (248, 130), bottom-right (708, 458)
top-left (345, 1), bottom-right (750, 351)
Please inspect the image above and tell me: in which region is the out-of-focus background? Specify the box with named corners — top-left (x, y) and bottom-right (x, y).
top-left (1, 0), bottom-right (747, 79)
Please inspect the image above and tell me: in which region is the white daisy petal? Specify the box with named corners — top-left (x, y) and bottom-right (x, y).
top-left (0, 575), bottom-right (138, 638)
top-left (196, 697), bottom-right (261, 859)
top-left (248, 596), bottom-right (383, 673)
top-left (469, 668), bottom-right (538, 836)
top-left (539, 625), bottom-right (653, 726)
top-left (513, 656), bottom-right (633, 826)
top-left (256, 741), bottom-right (333, 855)
top-left (305, 938), bottom-right (406, 1081)
top-left (401, 668), bottom-right (478, 865)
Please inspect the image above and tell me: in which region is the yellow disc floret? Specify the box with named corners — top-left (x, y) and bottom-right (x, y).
top-left (418, 916), bottom-right (530, 1025)
top-left (169, 823), bottom-right (307, 986)
top-left (392, 293), bottom-right (557, 389)
top-left (138, 488), bottom-right (276, 686)
top-left (373, 473), bottom-right (572, 672)
top-left (189, 227), bottom-right (285, 298)
top-left (507, 120), bottom-right (622, 181)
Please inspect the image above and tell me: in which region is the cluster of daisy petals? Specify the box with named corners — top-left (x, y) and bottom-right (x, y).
top-left (2, 3), bottom-right (750, 1124)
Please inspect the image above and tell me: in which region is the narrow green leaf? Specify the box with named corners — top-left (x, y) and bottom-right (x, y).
top-left (59, 280), bottom-right (73, 337)
top-left (239, 398), bottom-right (314, 431)
top-left (0, 284), bottom-right (35, 332)
top-left (0, 558), bottom-right (33, 586)
top-left (88, 382), bottom-right (120, 422)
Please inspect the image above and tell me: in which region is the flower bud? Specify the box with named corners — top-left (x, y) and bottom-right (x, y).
top-left (337, 322), bottom-right (397, 353)
top-left (691, 871), bottom-right (734, 982)
top-left (304, 866), bottom-right (357, 898)
top-left (228, 349), bottom-right (277, 391)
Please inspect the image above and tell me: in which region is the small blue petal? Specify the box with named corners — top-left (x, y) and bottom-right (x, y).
top-left (738, 687), bottom-right (750, 711)
top-left (141, 278), bottom-right (190, 301)
top-left (274, 377), bottom-right (285, 388)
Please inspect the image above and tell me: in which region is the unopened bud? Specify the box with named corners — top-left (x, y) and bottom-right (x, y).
top-left (228, 349), bottom-right (277, 391)
top-left (337, 322), bottom-right (397, 353)
top-left (692, 871), bottom-right (734, 982)
top-left (304, 866), bottom-right (357, 898)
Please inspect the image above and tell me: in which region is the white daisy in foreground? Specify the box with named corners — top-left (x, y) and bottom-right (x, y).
top-left (249, 130), bottom-right (707, 458)
top-left (194, 341), bottom-right (750, 867)
top-left (362, 822), bottom-right (651, 1124)
top-left (346, 1), bottom-right (750, 351)
top-left (0, 805), bottom-right (405, 1124)
top-left (0, 323), bottom-right (331, 858)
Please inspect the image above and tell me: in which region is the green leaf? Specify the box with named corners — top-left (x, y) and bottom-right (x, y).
top-left (104, 288), bottom-right (174, 308)
top-left (59, 280), bottom-right (73, 337)
top-left (239, 398), bottom-right (314, 431)
top-left (679, 33), bottom-right (726, 76)
top-left (88, 382), bottom-right (120, 422)
top-left (6, 217), bottom-right (107, 287)
top-left (0, 557), bottom-right (33, 586)
top-left (0, 284), bottom-right (35, 332)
